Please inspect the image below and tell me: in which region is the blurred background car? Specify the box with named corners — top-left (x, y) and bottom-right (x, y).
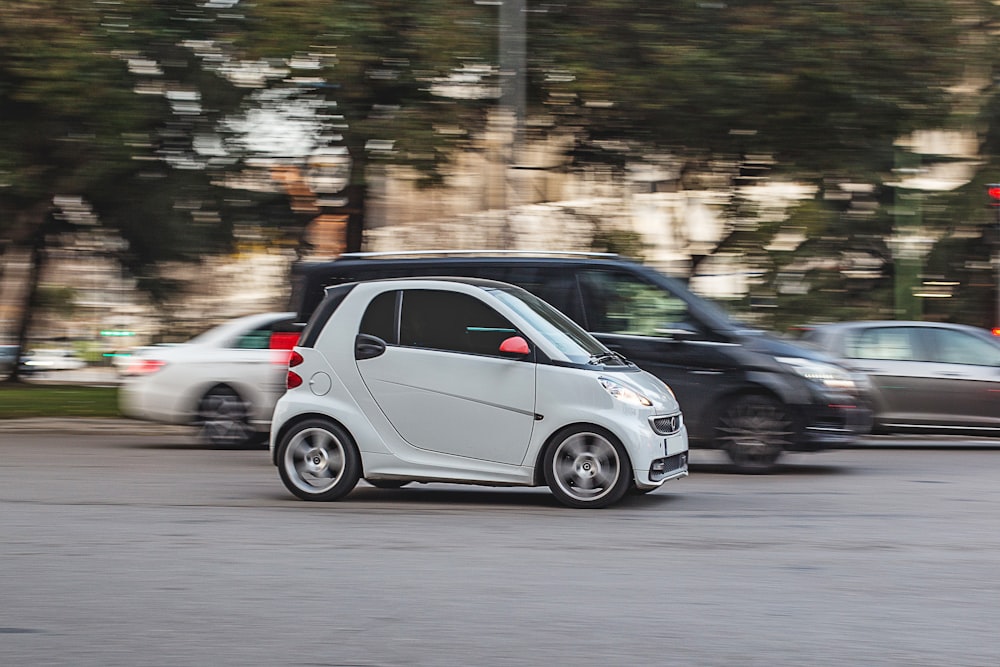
top-left (800, 321), bottom-right (1000, 436)
top-left (18, 348), bottom-right (87, 375)
top-left (118, 312), bottom-right (299, 447)
top-left (109, 345), bottom-right (168, 375)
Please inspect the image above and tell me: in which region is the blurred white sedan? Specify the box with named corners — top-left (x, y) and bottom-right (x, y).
top-left (119, 312), bottom-right (299, 447)
top-left (19, 348), bottom-right (87, 374)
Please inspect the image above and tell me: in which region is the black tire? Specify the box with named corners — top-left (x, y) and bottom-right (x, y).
top-left (715, 394), bottom-right (792, 472)
top-left (543, 425), bottom-right (632, 509)
top-left (195, 386), bottom-right (256, 448)
top-left (366, 479), bottom-right (412, 489)
top-left (277, 419), bottom-right (361, 501)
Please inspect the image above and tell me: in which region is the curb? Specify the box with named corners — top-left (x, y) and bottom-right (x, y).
top-left (0, 418), bottom-right (194, 436)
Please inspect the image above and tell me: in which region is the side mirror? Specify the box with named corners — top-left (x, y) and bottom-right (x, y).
top-left (498, 336), bottom-right (531, 356)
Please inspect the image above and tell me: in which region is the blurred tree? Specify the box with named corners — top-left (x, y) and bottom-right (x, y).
top-left (0, 1), bottom-right (235, 381)
top-left (225, 0), bottom-right (495, 251)
top-left (536, 0), bottom-right (982, 177)
top-left (531, 0), bottom-right (1000, 327)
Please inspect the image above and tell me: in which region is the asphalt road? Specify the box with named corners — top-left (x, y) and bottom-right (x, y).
top-left (1, 428), bottom-right (999, 667)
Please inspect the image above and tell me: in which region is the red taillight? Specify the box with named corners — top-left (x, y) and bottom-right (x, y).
top-left (125, 359), bottom-right (166, 376)
top-left (993, 327), bottom-right (1000, 337)
top-left (286, 350), bottom-right (304, 389)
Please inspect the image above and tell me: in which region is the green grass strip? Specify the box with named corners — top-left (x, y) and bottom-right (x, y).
top-left (0, 385), bottom-right (121, 419)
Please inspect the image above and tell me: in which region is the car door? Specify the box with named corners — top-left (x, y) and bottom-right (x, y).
top-left (355, 288), bottom-right (536, 465)
top-left (915, 326), bottom-right (1000, 428)
top-left (841, 326), bottom-right (938, 425)
top-left (574, 267), bottom-right (742, 435)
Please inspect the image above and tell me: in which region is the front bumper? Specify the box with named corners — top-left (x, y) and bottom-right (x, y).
top-left (790, 400), bottom-right (873, 452)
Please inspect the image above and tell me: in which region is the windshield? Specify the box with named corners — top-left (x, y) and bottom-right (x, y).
top-left (488, 286), bottom-right (628, 366)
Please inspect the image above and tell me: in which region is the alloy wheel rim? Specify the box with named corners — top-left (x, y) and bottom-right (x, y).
top-left (285, 427), bottom-right (345, 493)
top-left (552, 432), bottom-right (619, 501)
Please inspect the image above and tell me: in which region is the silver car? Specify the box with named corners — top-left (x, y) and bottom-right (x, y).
top-left (800, 321), bottom-right (1000, 435)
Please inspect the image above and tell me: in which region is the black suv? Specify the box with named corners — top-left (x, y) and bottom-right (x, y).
top-left (289, 251), bottom-right (870, 470)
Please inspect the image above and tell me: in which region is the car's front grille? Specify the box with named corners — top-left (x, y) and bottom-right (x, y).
top-left (649, 452), bottom-right (688, 481)
top-left (649, 413), bottom-right (683, 435)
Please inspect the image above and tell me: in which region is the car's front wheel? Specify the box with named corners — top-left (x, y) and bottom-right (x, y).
top-left (543, 425), bottom-right (632, 509)
top-left (715, 394), bottom-right (792, 472)
top-left (277, 419), bottom-right (361, 501)
top-left (195, 386), bottom-right (256, 448)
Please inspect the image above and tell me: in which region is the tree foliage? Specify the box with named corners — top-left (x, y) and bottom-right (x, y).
top-left (5, 0), bottom-right (1000, 356)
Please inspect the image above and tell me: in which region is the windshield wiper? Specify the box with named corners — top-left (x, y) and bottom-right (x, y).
top-left (589, 351), bottom-right (623, 365)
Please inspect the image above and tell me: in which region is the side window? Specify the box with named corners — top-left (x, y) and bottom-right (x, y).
top-left (846, 328), bottom-right (919, 361)
top-left (923, 328), bottom-right (1000, 366)
top-left (359, 291), bottom-right (398, 343)
top-left (503, 266), bottom-right (582, 324)
top-left (399, 289), bottom-right (518, 356)
top-left (578, 269), bottom-right (688, 336)
top-left (233, 318), bottom-right (295, 350)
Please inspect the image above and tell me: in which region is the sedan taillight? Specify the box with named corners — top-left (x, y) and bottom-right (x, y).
top-left (124, 359), bottom-right (166, 376)
top-left (270, 331), bottom-right (300, 365)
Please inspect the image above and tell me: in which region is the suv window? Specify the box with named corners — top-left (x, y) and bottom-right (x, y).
top-left (399, 289), bottom-right (517, 356)
top-left (578, 269), bottom-right (689, 336)
top-left (490, 266), bottom-right (579, 319)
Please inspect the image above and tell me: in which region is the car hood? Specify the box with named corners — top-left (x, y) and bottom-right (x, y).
top-left (734, 328), bottom-right (844, 365)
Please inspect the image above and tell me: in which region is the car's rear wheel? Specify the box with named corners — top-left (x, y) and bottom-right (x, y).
top-left (277, 419), bottom-right (361, 501)
top-left (543, 425), bottom-right (631, 509)
top-left (366, 479), bottom-right (411, 489)
top-left (716, 395), bottom-right (792, 472)
top-left (195, 386), bottom-right (256, 448)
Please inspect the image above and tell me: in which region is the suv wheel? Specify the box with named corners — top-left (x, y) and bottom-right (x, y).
top-left (277, 419), bottom-right (361, 501)
top-left (716, 395), bottom-right (792, 472)
top-left (196, 386), bottom-right (256, 448)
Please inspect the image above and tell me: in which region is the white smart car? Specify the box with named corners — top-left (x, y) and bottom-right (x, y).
top-left (270, 277), bottom-right (688, 509)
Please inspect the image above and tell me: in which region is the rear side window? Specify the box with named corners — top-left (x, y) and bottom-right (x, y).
top-left (399, 289), bottom-right (518, 356)
top-left (846, 327), bottom-right (921, 361)
top-left (359, 291), bottom-right (399, 343)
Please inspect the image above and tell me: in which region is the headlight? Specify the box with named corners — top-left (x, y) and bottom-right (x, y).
top-left (599, 377), bottom-right (652, 407)
top-left (777, 357), bottom-right (856, 392)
